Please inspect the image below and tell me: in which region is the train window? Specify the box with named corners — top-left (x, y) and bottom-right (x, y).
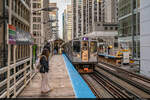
top-left (90, 41), bottom-right (97, 53)
top-left (73, 41), bottom-right (80, 52)
top-left (114, 42), bottom-right (118, 48)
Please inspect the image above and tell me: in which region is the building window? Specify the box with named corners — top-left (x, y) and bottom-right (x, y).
top-left (33, 24), bottom-right (41, 30)
top-left (33, 17), bottom-right (41, 22)
top-left (97, 24), bottom-right (100, 26)
top-left (33, 31), bottom-right (40, 36)
top-left (114, 42), bottom-right (118, 48)
top-left (115, 27), bottom-right (118, 30)
top-left (33, 3), bottom-right (41, 8)
top-left (110, 27), bottom-right (113, 30)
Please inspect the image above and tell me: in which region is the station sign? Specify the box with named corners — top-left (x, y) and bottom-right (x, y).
top-left (7, 24), bottom-right (34, 45)
top-left (7, 24), bottom-right (16, 44)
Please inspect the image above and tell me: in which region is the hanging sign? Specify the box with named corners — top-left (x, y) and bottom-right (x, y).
top-left (7, 24), bottom-right (33, 45)
top-left (7, 24), bottom-right (16, 44)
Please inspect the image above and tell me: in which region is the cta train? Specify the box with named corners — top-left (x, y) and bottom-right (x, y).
top-left (62, 37), bottom-right (98, 73)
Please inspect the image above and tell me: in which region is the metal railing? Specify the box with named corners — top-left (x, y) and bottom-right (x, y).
top-left (0, 45), bottom-right (36, 98)
top-left (0, 58), bottom-right (36, 98)
top-left (0, 44), bottom-right (8, 68)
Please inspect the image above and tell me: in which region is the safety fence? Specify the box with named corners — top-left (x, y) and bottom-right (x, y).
top-left (0, 57), bottom-right (36, 98)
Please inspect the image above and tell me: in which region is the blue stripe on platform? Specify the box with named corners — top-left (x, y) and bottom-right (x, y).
top-left (62, 54), bottom-right (96, 98)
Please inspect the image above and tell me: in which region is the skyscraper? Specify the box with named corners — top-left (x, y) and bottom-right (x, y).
top-left (76, 0), bottom-right (82, 37)
top-left (72, 0), bottom-right (77, 39)
top-left (31, 0), bottom-right (50, 54)
top-left (63, 5), bottom-right (73, 42)
top-left (118, 0), bottom-right (140, 58)
top-left (72, 0), bottom-right (118, 38)
top-left (72, 0), bottom-right (118, 54)
top-left (140, 0), bottom-right (150, 77)
top-left (49, 3), bottom-right (59, 40)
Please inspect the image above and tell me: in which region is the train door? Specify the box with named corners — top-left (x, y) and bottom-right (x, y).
top-left (90, 41), bottom-right (98, 62)
top-left (72, 40), bottom-right (81, 62)
top-left (81, 41), bottom-right (89, 62)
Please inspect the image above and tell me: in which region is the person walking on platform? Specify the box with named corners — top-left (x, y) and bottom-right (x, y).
top-left (39, 49), bottom-right (50, 94)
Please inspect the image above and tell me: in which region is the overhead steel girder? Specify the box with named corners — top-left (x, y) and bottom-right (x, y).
top-left (43, 19), bottom-right (58, 24)
top-left (32, 7), bottom-right (58, 14)
top-left (42, 7), bottom-right (58, 11)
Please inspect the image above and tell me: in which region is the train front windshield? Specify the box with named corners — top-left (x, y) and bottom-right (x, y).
top-left (73, 41), bottom-right (81, 53)
top-left (90, 41), bottom-right (97, 53)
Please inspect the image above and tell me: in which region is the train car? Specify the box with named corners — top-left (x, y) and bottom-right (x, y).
top-left (63, 37), bottom-right (98, 73)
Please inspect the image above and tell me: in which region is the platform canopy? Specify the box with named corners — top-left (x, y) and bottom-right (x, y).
top-left (82, 31), bottom-right (118, 38)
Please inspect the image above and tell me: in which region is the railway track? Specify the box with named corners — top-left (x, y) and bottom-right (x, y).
top-left (82, 74), bottom-right (114, 98)
top-left (99, 62), bottom-right (150, 84)
top-left (83, 73), bottom-right (142, 99)
top-left (82, 63), bottom-right (150, 99)
top-left (98, 63), bottom-right (150, 95)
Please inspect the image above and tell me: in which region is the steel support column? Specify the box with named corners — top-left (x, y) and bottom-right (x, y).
top-left (3, 0), bottom-right (7, 66)
top-left (131, 0), bottom-right (135, 59)
top-left (7, 0), bottom-right (12, 98)
top-left (30, 45), bottom-right (33, 81)
top-left (13, 45), bottom-right (17, 97)
top-left (136, 0), bottom-right (139, 59)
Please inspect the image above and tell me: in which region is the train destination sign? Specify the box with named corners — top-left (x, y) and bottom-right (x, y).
top-left (82, 37), bottom-right (88, 41)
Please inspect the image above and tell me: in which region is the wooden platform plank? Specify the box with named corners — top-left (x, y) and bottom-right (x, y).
top-left (18, 55), bottom-right (75, 98)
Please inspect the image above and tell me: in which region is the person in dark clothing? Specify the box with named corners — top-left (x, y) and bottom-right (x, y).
top-left (55, 45), bottom-right (58, 54)
top-left (40, 54), bottom-right (49, 73)
top-left (44, 43), bottom-right (50, 53)
top-left (40, 49), bottom-right (50, 94)
top-left (43, 43), bottom-right (50, 65)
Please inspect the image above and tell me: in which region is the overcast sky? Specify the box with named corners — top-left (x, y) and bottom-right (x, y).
top-left (49, 0), bottom-right (71, 39)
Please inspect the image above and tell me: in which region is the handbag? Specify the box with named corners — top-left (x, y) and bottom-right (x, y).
top-left (40, 64), bottom-right (45, 73)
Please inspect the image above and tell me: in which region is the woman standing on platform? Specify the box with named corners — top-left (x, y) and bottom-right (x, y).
top-left (40, 48), bottom-right (50, 94)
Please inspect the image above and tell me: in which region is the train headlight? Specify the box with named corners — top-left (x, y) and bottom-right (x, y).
top-left (77, 54), bottom-right (80, 58)
top-left (109, 45), bottom-right (113, 49)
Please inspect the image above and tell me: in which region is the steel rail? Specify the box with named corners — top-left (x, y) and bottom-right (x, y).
top-left (93, 71), bottom-right (136, 99)
top-left (98, 63), bottom-right (150, 95)
top-left (99, 62), bottom-right (150, 83)
top-left (82, 75), bottom-right (102, 98)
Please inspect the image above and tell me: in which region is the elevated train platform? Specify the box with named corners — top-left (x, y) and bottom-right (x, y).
top-left (18, 55), bottom-right (95, 98)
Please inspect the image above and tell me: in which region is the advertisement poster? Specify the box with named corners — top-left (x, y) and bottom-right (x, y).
top-left (123, 52), bottom-right (130, 64)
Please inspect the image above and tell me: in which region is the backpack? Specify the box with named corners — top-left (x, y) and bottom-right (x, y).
top-left (36, 55), bottom-right (47, 72)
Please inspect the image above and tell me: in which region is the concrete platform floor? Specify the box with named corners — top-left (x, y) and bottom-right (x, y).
top-left (18, 55), bottom-right (75, 98)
